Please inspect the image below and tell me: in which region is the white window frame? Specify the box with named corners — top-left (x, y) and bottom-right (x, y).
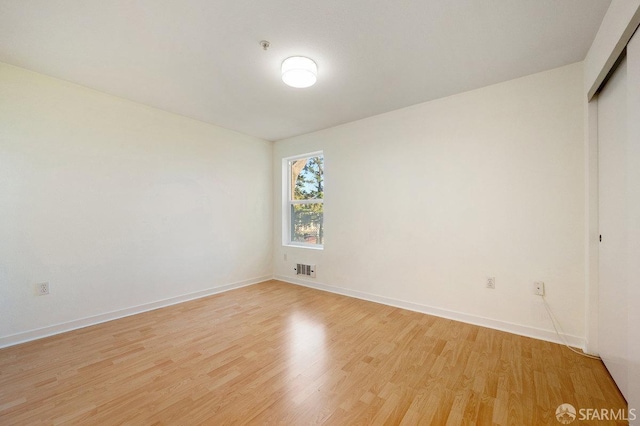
top-left (282, 151), bottom-right (324, 249)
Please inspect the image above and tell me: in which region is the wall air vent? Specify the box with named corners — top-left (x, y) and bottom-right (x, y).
top-left (295, 263), bottom-right (316, 278)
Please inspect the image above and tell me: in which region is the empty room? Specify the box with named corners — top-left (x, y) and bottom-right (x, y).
top-left (1, 0), bottom-right (639, 424)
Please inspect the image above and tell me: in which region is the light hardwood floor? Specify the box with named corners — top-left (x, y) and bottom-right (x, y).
top-left (0, 280), bottom-right (627, 425)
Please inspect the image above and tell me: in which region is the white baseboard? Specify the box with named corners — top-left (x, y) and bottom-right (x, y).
top-left (0, 275), bottom-right (272, 349)
top-left (2, 274), bottom-right (586, 351)
top-left (274, 275), bottom-right (585, 350)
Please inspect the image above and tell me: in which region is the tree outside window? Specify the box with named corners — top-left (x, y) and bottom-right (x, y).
top-left (287, 154), bottom-right (323, 247)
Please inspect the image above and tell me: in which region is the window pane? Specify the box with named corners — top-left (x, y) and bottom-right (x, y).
top-left (291, 203), bottom-right (324, 245)
top-left (290, 156), bottom-right (323, 201)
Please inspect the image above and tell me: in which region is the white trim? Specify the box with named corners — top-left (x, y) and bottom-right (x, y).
top-left (281, 154), bottom-right (289, 246)
top-left (584, 97), bottom-right (600, 355)
top-left (0, 275), bottom-right (271, 349)
top-left (3, 274), bottom-right (587, 351)
top-left (282, 150), bottom-right (324, 162)
top-left (282, 151), bottom-right (324, 248)
top-left (283, 242), bottom-right (324, 250)
top-left (274, 275), bottom-right (585, 350)
top-left (586, 3), bottom-right (640, 100)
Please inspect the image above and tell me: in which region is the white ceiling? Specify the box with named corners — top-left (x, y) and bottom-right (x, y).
top-left (0, 0), bottom-right (610, 141)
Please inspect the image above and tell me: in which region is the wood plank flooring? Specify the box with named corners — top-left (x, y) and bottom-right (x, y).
top-left (0, 280), bottom-right (627, 425)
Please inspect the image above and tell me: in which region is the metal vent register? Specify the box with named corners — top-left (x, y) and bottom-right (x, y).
top-left (295, 263), bottom-right (316, 278)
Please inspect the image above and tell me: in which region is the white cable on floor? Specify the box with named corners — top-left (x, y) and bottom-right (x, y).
top-left (541, 295), bottom-right (601, 360)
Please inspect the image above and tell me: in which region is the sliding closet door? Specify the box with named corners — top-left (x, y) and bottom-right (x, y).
top-left (626, 31), bottom-right (640, 410)
top-left (598, 55), bottom-right (628, 400)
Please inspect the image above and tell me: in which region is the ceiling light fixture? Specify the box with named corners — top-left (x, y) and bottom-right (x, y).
top-left (281, 56), bottom-right (317, 88)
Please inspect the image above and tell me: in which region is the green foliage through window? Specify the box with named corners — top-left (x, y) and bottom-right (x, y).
top-left (289, 155), bottom-right (324, 246)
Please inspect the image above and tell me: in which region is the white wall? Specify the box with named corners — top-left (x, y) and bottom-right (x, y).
top-left (274, 63), bottom-right (586, 346)
top-left (0, 59), bottom-right (588, 349)
top-left (0, 63), bottom-right (273, 346)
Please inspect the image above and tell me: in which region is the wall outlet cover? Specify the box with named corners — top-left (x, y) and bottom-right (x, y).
top-left (37, 282), bottom-right (50, 296)
top-left (486, 277), bottom-right (496, 289)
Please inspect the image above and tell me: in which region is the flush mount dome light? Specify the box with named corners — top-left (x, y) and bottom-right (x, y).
top-left (281, 56), bottom-right (317, 88)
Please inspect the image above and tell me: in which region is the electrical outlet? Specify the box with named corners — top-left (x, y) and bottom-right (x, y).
top-left (284, 253), bottom-right (287, 261)
top-left (37, 282), bottom-right (50, 296)
top-left (534, 281), bottom-right (545, 296)
top-left (486, 277), bottom-right (496, 289)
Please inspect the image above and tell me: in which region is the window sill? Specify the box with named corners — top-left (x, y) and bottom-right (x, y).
top-left (283, 243), bottom-right (324, 250)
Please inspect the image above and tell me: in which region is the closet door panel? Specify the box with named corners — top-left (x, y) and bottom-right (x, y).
top-left (597, 55), bottom-right (628, 400)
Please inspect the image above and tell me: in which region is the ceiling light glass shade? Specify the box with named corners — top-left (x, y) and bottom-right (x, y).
top-left (281, 56), bottom-right (317, 88)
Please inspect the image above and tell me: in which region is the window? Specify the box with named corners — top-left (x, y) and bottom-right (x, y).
top-left (284, 152), bottom-right (324, 248)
